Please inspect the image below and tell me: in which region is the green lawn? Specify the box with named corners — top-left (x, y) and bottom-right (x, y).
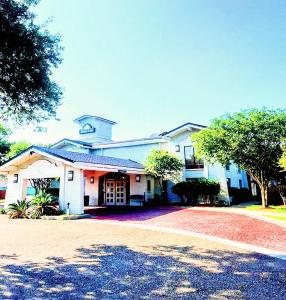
top-left (244, 204), bottom-right (286, 214)
top-left (263, 214), bottom-right (286, 222)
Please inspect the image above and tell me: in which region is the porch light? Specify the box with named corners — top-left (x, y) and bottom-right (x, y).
top-left (175, 145), bottom-right (180, 152)
top-left (90, 176), bottom-right (94, 184)
top-left (13, 174), bottom-right (18, 183)
top-left (136, 175), bottom-right (140, 182)
top-left (67, 170), bottom-right (74, 181)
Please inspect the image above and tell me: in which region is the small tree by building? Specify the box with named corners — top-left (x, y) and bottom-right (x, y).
top-left (144, 149), bottom-right (183, 201)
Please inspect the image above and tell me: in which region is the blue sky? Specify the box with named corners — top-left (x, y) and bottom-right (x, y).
top-left (12, 0), bottom-right (286, 142)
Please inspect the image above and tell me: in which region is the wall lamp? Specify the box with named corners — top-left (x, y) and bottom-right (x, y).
top-left (67, 170), bottom-right (74, 181)
top-left (135, 175), bottom-right (141, 182)
top-left (13, 174), bottom-right (18, 183)
top-left (90, 176), bottom-right (94, 184)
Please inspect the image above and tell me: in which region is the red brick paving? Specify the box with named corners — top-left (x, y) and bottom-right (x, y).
top-left (93, 207), bottom-right (286, 252)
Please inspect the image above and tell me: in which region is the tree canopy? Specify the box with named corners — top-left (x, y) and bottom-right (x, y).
top-left (280, 141), bottom-right (286, 171)
top-left (0, 0), bottom-right (63, 123)
top-left (6, 140), bottom-right (31, 158)
top-left (192, 108), bottom-right (286, 207)
top-left (0, 122), bottom-right (10, 163)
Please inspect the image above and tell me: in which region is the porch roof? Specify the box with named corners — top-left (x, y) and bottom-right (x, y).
top-left (0, 146), bottom-right (145, 173)
top-left (35, 147), bottom-right (144, 169)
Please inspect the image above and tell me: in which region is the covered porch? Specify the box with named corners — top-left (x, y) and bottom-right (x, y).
top-left (0, 146), bottom-right (148, 215)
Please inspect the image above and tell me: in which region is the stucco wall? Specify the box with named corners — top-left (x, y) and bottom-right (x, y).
top-left (4, 157), bottom-right (85, 215)
top-left (92, 143), bottom-right (162, 164)
top-left (77, 116), bottom-right (114, 143)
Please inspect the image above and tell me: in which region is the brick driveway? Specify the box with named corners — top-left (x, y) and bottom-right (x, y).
top-left (92, 207), bottom-right (286, 252)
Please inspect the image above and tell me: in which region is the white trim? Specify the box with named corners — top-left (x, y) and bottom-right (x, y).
top-left (73, 162), bottom-right (145, 174)
top-left (51, 140), bottom-right (91, 149)
top-left (92, 138), bottom-right (168, 149)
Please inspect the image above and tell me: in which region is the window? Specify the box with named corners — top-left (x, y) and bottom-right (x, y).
top-left (227, 178), bottom-right (231, 188)
top-left (225, 163), bottom-right (230, 171)
top-left (184, 146), bottom-right (204, 169)
top-left (147, 179), bottom-right (151, 192)
top-left (237, 167), bottom-right (241, 174)
top-left (239, 179), bottom-right (243, 189)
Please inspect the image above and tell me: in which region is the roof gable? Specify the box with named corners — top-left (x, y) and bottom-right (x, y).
top-left (160, 122), bottom-right (207, 137)
top-left (0, 146), bottom-right (144, 172)
top-left (51, 139), bottom-right (93, 149)
top-left (73, 115), bottom-right (117, 125)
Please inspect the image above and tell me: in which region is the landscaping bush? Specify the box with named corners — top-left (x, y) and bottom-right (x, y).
top-left (29, 190), bottom-right (59, 219)
top-left (7, 200), bottom-right (30, 219)
top-left (0, 208), bottom-right (6, 214)
top-left (172, 179), bottom-right (220, 205)
top-left (7, 191), bottom-right (60, 219)
top-left (229, 187), bottom-right (252, 205)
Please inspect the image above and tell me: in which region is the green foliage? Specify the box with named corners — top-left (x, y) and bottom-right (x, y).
top-left (0, 0), bottom-right (63, 123)
top-left (6, 191), bottom-right (59, 219)
top-left (145, 149), bottom-right (183, 200)
top-left (280, 141), bottom-right (286, 170)
top-left (6, 141), bottom-right (31, 158)
top-left (145, 149), bottom-right (183, 182)
top-left (192, 108), bottom-right (286, 207)
top-left (7, 199), bottom-right (30, 219)
top-left (228, 187), bottom-right (252, 205)
top-left (172, 179), bottom-right (220, 205)
top-left (0, 122), bottom-right (11, 163)
top-left (29, 190), bottom-right (58, 218)
top-left (0, 208), bottom-right (6, 214)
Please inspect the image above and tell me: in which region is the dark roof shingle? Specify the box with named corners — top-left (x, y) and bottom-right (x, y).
top-left (34, 146), bottom-right (144, 169)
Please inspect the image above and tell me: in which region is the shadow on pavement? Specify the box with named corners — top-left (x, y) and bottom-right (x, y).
top-left (0, 244), bottom-right (285, 299)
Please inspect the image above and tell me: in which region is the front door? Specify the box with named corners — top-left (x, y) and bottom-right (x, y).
top-left (115, 180), bottom-right (126, 205)
top-left (105, 180), bottom-right (115, 205)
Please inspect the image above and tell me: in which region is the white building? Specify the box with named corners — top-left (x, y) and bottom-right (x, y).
top-left (0, 115), bottom-right (249, 214)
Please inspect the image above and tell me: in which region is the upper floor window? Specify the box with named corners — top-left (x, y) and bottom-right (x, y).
top-left (147, 179), bottom-right (151, 192)
top-left (225, 163), bottom-right (230, 171)
top-left (184, 146), bottom-right (204, 169)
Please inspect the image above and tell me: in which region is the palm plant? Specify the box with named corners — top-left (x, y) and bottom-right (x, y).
top-left (30, 190), bottom-right (58, 218)
top-left (7, 200), bottom-right (30, 219)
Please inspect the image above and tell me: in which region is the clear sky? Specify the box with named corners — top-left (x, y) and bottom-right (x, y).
top-left (11, 0), bottom-right (286, 143)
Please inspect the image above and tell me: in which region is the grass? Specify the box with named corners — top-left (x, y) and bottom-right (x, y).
top-left (244, 204), bottom-right (286, 214)
top-left (263, 214), bottom-right (286, 222)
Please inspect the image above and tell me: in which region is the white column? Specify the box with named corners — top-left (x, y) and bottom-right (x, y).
top-left (64, 167), bottom-right (84, 214)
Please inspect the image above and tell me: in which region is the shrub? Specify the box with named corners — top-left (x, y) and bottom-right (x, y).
top-left (7, 200), bottom-right (30, 219)
top-left (172, 179), bottom-right (220, 205)
top-left (29, 190), bottom-right (58, 219)
top-left (229, 188), bottom-right (252, 205)
top-left (0, 208), bottom-right (6, 214)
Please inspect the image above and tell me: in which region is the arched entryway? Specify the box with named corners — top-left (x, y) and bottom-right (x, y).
top-left (98, 173), bottom-right (130, 206)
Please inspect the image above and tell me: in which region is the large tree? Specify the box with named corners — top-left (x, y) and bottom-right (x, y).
top-left (145, 149), bottom-right (183, 199)
top-left (6, 140), bottom-right (31, 158)
top-left (192, 108), bottom-right (286, 208)
top-left (280, 142), bottom-right (286, 171)
top-left (0, 122), bottom-right (10, 163)
top-left (0, 0), bottom-right (63, 123)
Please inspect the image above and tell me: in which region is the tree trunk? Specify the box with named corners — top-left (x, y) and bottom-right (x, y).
top-left (260, 185), bottom-right (268, 208)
